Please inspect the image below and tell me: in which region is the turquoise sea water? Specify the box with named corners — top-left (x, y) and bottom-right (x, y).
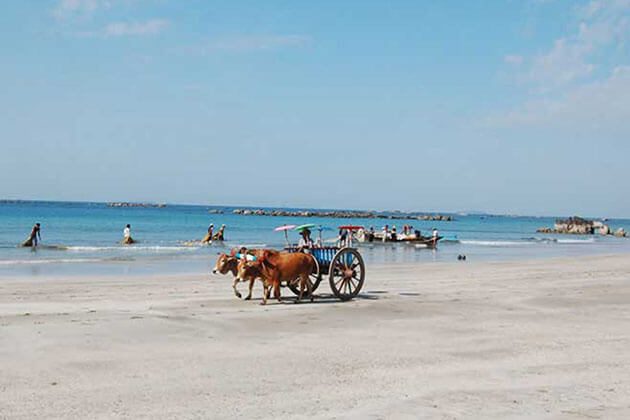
top-left (1, 201), bottom-right (629, 276)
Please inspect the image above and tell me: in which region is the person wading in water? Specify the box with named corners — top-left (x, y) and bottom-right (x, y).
top-left (202, 224), bottom-right (214, 244)
top-left (22, 223), bottom-right (41, 248)
top-left (122, 224), bottom-right (135, 245)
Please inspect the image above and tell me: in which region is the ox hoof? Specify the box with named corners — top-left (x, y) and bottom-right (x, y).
top-left (244, 296), bottom-right (251, 301)
top-left (235, 293), bottom-right (242, 299)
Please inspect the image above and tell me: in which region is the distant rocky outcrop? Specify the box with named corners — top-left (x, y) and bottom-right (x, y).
top-left (231, 208), bottom-right (453, 221)
top-left (537, 216), bottom-right (626, 237)
top-left (108, 202), bottom-right (166, 208)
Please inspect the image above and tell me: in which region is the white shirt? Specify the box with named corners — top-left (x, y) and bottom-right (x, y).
top-left (298, 237), bottom-right (313, 248)
top-left (432, 230), bottom-right (438, 238)
top-left (124, 227), bottom-right (131, 238)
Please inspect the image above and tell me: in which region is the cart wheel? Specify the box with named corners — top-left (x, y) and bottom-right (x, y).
top-left (288, 255), bottom-right (321, 296)
top-left (329, 248), bottom-right (365, 301)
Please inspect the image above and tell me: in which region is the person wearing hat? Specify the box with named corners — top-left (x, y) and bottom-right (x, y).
top-left (382, 225), bottom-right (389, 242)
top-left (214, 224), bottom-right (226, 241)
top-left (298, 228), bottom-right (313, 251)
top-left (202, 224), bottom-right (214, 243)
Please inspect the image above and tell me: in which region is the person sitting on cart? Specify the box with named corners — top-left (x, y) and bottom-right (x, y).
top-left (298, 228), bottom-right (314, 251)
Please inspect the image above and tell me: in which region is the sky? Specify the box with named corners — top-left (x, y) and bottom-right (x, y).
top-left (1, 0), bottom-right (629, 217)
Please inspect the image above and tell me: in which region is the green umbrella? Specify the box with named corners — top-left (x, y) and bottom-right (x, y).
top-left (294, 223), bottom-right (317, 232)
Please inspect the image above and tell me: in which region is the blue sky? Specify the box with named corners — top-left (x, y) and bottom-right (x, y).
top-left (1, 1), bottom-right (629, 217)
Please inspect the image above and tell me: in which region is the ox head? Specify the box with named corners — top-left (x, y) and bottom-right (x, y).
top-left (236, 258), bottom-right (255, 282)
top-left (235, 250), bottom-right (271, 282)
top-left (212, 252), bottom-right (236, 275)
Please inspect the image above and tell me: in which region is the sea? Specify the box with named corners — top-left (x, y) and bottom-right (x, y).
top-left (1, 201), bottom-right (629, 277)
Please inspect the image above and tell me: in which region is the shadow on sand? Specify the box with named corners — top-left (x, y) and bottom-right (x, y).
top-left (244, 291), bottom-right (381, 306)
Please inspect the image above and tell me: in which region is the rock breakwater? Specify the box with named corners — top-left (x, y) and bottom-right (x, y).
top-left (537, 216), bottom-right (626, 237)
top-left (231, 208), bottom-right (453, 221)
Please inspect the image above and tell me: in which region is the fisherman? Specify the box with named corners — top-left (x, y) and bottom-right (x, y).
top-left (22, 223), bottom-right (41, 247)
top-left (368, 226), bottom-right (375, 242)
top-left (202, 224), bottom-right (214, 243)
top-left (214, 224), bottom-right (226, 241)
top-left (391, 225), bottom-right (397, 241)
top-left (382, 225), bottom-right (389, 242)
top-left (432, 228), bottom-right (439, 247)
top-left (122, 224), bottom-right (134, 245)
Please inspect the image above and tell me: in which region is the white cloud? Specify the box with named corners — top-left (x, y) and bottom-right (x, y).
top-left (492, 1), bottom-right (630, 129)
top-left (511, 0), bottom-right (630, 90)
top-left (53, 0), bottom-right (110, 20)
top-left (528, 38), bottom-right (595, 88)
top-left (187, 35), bottom-right (310, 54)
top-left (504, 54), bottom-right (524, 66)
top-left (485, 66), bottom-right (630, 130)
top-left (103, 19), bottom-right (170, 37)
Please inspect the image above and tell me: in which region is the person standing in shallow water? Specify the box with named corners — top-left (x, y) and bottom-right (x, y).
top-left (202, 224), bottom-right (214, 244)
top-left (213, 224), bottom-right (226, 241)
top-left (22, 223), bottom-right (41, 247)
top-left (122, 224), bottom-right (134, 245)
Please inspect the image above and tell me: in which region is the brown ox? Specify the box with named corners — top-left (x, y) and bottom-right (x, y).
top-left (237, 250), bottom-right (315, 305)
top-left (212, 248), bottom-right (273, 300)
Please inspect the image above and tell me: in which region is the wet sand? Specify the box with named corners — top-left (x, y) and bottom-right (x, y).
top-left (1, 255), bottom-right (630, 419)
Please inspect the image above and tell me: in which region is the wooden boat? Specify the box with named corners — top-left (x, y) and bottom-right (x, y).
top-left (358, 232), bottom-right (443, 248)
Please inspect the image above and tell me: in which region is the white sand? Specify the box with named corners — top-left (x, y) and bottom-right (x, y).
top-left (1, 255), bottom-right (630, 419)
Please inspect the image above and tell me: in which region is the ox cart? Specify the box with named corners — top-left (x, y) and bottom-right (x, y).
top-left (284, 225), bottom-right (366, 301)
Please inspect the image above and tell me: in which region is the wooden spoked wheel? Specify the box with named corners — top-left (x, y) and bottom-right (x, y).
top-left (329, 248), bottom-right (365, 301)
top-left (288, 255), bottom-right (321, 296)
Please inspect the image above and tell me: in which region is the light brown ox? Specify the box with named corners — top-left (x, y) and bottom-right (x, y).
top-left (212, 248), bottom-right (273, 300)
top-left (236, 250), bottom-right (315, 305)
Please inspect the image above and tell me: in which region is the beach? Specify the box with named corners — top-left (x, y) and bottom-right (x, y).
top-left (2, 254), bottom-right (630, 419)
